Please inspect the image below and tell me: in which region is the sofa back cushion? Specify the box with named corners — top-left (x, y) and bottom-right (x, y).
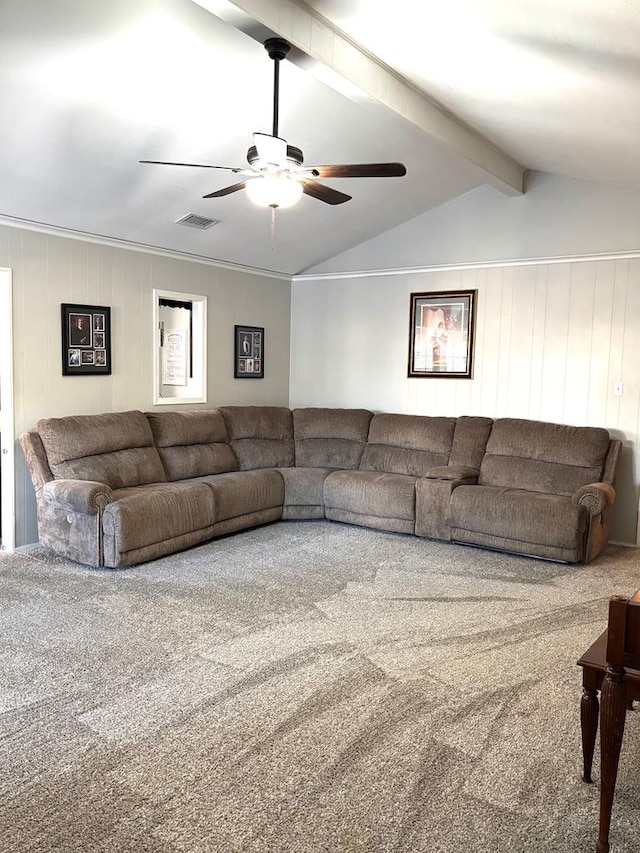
top-left (37, 410), bottom-right (167, 489)
top-left (479, 418), bottom-right (611, 495)
top-left (449, 416), bottom-right (494, 469)
top-left (293, 408), bottom-right (373, 469)
top-left (146, 410), bottom-right (237, 481)
top-left (219, 406), bottom-right (294, 470)
top-left (360, 413), bottom-right (456, 477)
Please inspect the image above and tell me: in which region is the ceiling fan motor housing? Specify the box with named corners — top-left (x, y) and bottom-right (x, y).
top-left (246, 144), bottom-right (304, 167)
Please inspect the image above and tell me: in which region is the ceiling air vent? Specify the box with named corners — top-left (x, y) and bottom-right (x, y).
top-left (175, 213), bottom-right (220, 230)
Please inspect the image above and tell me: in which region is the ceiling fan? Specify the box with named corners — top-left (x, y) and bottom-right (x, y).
top-left (140, 37), bottom-right (407, 209)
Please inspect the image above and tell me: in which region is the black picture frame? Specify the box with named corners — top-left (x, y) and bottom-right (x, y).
top-left (408, 289), bottom-right (477, 378)
top-left (61, 303), bottom-right (112, 376)
top-left (234, 325), bottom-right (264, 379)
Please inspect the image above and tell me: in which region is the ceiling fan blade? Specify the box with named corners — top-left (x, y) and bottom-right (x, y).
top-left (140, 159), bottom-right (242, 172)
top-left (301, 180), bottom-right (351, 205)
top-left (203, 181), bottom-right (247, 199)
top-left (253, 133), bottom-right (288, 168)
top-left (310, 162), bottom-right (407, 179)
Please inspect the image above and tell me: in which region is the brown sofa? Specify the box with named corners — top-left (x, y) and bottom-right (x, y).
top-left (19, 407), bottom-right (621, 568)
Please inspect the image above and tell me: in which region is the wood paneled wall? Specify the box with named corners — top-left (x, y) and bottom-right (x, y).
top-left (0, 226), bottom-right (291, 546)
top-left (3, 221), bottom-right (638, 547)
top-left (291, 258), bottom-right (640, 544)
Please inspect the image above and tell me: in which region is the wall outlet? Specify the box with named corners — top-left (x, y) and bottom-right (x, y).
top-left (613, 381), bottom-right (624, 397)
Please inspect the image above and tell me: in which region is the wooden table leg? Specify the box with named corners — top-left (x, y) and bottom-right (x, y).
top-left (597, 669), bottom-right (627, 853)
top-left (581, 686), bottom-right (599, 783)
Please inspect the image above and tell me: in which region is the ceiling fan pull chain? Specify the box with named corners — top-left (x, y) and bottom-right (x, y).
top-left (270, 206), bottom-right (276, 250)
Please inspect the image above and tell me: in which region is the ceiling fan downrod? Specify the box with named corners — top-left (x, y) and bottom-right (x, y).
top-left (264, 38), bottom-right (291, 139)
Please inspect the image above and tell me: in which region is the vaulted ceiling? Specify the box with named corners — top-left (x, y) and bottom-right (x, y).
top-left (1, 0), bottom-right (638, 275)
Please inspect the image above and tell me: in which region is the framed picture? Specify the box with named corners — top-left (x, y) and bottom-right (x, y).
top-left (61, 303), bottom-right (111, 376)
top-left (234, 325), bottom-right (264, 378)
top-left (408, 290), bottom-right (477, 378)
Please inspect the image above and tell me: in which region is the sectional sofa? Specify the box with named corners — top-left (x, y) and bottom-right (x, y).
top-left (19, 406), bottom-right (621, 568)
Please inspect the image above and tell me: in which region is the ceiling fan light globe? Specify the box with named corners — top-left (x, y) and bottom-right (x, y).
top-left (245, 173), bottom-right (303, 209)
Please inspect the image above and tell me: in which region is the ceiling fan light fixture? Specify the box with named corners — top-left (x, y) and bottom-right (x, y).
top-left (245, 172), bottom-right (303, 209)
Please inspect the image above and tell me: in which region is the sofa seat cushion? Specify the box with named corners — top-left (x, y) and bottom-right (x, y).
top-left (38, 410), bottom-right (166, 488)
top-left (146, 410), bottom-right (237, 481)
top-left (103, 482), bottom-right (216, 561)
top-left (206, 470), bottom-right (284, 522)
top-left (324, 470), bottom-right (416, 534)
top-left (279, 467), bottom-right (333, 507)
top-left (450, 486), bottom-right (587, 551)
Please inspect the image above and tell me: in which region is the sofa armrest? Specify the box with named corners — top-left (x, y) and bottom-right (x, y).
top-left (41, 479), bottom-right (114, 514)
top-left (572, 482), bottom-right (616, 516)
top-left (424, 465), bottom-right (479, 482)
top-left (415, 471), bottom-right (478, 541)
top-left (19, 430), bottom-right (54, 490)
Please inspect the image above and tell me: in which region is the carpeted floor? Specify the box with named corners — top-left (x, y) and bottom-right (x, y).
top-left (1, 521), bottom-right (640, 852)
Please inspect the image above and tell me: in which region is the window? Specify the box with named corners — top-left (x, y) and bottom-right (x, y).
top-left (153, 289), bottom-right (207, 405)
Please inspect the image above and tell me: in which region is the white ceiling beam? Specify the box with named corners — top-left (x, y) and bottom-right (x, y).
top-left (192, 0), bottom-right (524, 196)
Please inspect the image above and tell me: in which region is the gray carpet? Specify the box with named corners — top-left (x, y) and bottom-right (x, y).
top-left (1, 521), bottom-right (640, 852)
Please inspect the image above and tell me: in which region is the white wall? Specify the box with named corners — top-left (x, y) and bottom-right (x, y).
top-left (291, 174), bottom-right (640, 546)
top-left (304, 171), bottom-right (640, 274)
top-left (0, 225), bottom-right (291, 547)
